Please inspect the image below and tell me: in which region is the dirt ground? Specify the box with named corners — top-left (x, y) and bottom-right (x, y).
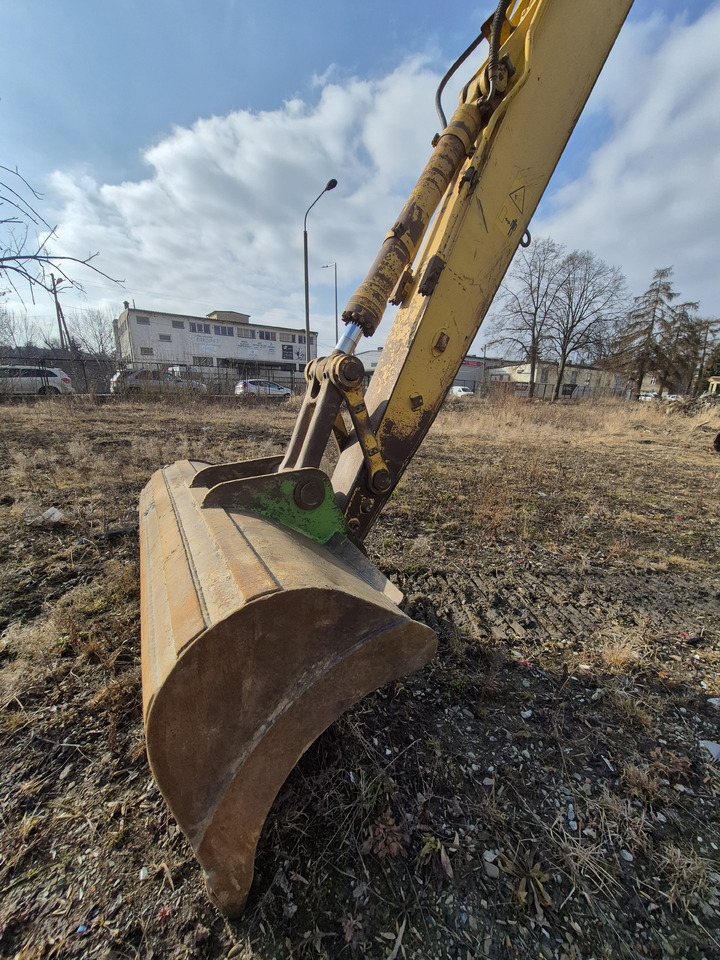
top-left (1, 395), bottom-right (719, 960)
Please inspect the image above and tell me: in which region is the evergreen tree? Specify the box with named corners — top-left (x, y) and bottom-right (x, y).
top-left (610, 267), bottom-right (698, 397)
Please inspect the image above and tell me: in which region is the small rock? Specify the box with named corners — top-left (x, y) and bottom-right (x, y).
top-left (708, 698), bottom-right (720, 711)
top-left (620, 850), bottom-right (633, 862)
top-left (484, 861), bottom-right (500, 880)
top-left (139, 866), bottom-right (149, 881)
top-left (521, 710), bottom-right (532, 720)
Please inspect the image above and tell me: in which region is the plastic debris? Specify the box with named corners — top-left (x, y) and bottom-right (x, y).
top-left (700, 740), bottom-right (720, 761)
top-left (27, 506), bottom-right (64, 525)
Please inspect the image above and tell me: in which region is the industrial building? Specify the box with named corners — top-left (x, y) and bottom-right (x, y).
top-left (114, 305), bottom-right (317, 378)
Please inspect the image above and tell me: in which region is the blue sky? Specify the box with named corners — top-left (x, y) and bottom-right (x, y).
top-left (2, 0), bottom-right (719, 353)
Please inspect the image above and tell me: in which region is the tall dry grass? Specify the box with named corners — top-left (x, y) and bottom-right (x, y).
top-left (432, 395), bottom-right (715, 449)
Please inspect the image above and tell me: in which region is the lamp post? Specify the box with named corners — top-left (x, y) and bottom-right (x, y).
top-left (322, 262), bottom-right (338, 344)
top-left (303, 179), bottom-right (338, 364)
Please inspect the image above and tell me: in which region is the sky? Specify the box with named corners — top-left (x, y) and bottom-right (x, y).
top-left (2, 0), bottom-right (719, 357)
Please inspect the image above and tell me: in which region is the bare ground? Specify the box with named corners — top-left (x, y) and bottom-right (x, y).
top-left (0, 395), bottom-right (719, 960)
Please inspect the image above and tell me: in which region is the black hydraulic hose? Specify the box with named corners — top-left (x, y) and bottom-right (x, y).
top-left (485, 0), bottom-right (512, 102)
top-left (434, 32), bottom-right (487, 129)
top-left (434, 0), bottom-right (513, 129)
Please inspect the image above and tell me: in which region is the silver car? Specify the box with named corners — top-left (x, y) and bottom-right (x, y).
top-left (110, 369), bottom-right (207, 395)
top-left (234, 378), bottom-right (291, 399)
top-left (0, 365), bottom-right (74, 396)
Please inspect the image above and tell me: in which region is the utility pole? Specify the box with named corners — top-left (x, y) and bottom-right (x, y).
top-left (51, 273), bottom-right (89, 391)
top-left (51, 274), bottom-right (72, 350)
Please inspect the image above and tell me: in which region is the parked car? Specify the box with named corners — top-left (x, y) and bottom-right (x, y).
top-left (110, 369), bottom-right (207, 395)
top-left (234, 379), bottom-right (291, 399)
top-left (450, 385), bottom-right (474, 397)
top-left (637, 391), bottom-right (659, 401)
top-left (0, 365), bottom-right (74, 396)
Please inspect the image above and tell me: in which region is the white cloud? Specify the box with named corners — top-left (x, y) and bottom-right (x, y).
top-left (39, 59), bottom-right (439, 352)
top-left (535, 4), bottom-right (720, 316)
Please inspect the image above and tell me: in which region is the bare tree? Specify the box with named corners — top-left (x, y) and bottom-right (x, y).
top-left (1, 165), bottom-right (118, 302)
top-left (0, 306), bottom-right (42, 354)
top-left (691, 319), bottom-right (720, 395)
top-left (547, 251), bottom-right (626, 400)
top-left (486, 237), bottom-right (566, 397)
top-left (66, 307), bottom-right (117, 359)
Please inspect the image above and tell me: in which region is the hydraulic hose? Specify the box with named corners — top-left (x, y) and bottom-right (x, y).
top-left (435, 0), bottom-right (513, 128)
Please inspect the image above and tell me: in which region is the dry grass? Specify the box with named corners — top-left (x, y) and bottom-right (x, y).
top-left (1, 394), bottom-right (719, 960)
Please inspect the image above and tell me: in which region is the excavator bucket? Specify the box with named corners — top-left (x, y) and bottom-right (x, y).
top-left (139, 457), bottom-right (436, 917)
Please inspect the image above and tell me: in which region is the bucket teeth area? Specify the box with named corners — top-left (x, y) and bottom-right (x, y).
top-left (140, 460), bottom-right (436, 916)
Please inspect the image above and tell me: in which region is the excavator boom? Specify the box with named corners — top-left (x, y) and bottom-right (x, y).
top-left (140, 0), bottom-right (634, 916)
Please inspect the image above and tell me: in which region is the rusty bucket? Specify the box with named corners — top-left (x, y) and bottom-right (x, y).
top-left (140, 458), bottom-right (436, 916)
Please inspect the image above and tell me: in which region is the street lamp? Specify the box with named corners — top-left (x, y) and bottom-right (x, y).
top-left (304, 179), bottom-right (337, 364)
top-left (322, 262), bottom-right (338, 344)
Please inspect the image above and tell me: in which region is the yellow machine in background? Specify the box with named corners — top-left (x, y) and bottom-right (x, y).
top-left (140, 0), bottom-right (635, 916)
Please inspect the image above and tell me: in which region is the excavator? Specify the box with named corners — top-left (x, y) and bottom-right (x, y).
top-left (139, 0), bottom-right (635, 916)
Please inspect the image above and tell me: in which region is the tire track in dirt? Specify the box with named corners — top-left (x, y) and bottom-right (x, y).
top-left (398, 565), bottom-right (720, 645)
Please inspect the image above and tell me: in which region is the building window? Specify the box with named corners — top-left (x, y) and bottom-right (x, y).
top-left (239, 328), bottom-right (255, 339)
top-left (136, 316), bottom-right (150, 326)
top-left (192, 356), bottom-right (214, 367)
top-left (190, 322), bottom-right (212, 334)
top-left (259, 330), bottom-right (276, 341)
top-left (140, 347), bottom-right (154, 356)
top-left (172, 320), bottom-right (184, 329)
top-left (570, 371), bottom-right (578, 385)
top-left (541, 367), bottom-right (549, 383)
top-left (213, 325), bottom-right (235, 337)
top-left (298, 335), bottom-right (306, 344)
top-left (159, 334), bottom-right (172, 342)
top-left (279, 333), bottom-right (295, 343)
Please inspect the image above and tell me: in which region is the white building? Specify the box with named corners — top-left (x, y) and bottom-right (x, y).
top-left (114, 306), bottom-right (317, 376)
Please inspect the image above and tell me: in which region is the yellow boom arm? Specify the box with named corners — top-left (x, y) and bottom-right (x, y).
top-left (332, 0), bottom-right (634, 535)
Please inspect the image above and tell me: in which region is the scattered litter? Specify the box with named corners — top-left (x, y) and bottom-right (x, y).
top-left (26, 506), bottom-right (64, 525)
top-left (700, 740), bottom-right (720, 761)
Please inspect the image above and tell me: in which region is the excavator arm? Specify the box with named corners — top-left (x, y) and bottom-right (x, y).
top-left (139, 0), bottom-right (634, 917)
top-left (335, 0), bottom-right (634, 536)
